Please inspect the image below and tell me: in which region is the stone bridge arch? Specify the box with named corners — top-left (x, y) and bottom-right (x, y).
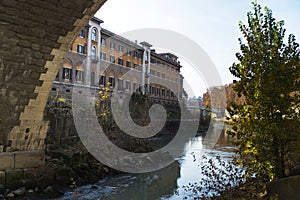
top-left (0, 0), bottom-right (107, 153)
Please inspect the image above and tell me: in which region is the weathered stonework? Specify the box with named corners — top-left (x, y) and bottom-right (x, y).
top-left (0, 0), bottom-right (107, 188)
top-left (0, 0), bottom-right (107, 153)
top-left (0, 153), bottom-right (14, 170)
top-left (0, 171), bottom-right (5, 185)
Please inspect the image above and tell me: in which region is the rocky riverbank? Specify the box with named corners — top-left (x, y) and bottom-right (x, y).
top-left (0, 128), bottom-right (160, 199)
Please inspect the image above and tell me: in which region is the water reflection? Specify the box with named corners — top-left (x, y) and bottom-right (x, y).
top-left (55, 161), bottom-right (180, 200)
top-left (55, 122), bottom-right (234, 200)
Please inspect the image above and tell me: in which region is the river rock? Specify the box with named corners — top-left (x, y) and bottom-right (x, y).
top-left (12, 187), bottom-right (26, 196)
top-left (28, 189), bottom-right (34, 193)
top-left (6, 192), bottom-right (14, 198)
top-left (43, 186), bottom-right (54, 193)
top-left (55, 166), bottom-right (75, 185)
top-left (91, 185), bottom-right (98, 189)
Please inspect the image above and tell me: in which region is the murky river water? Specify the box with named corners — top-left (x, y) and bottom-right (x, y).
top-left (54, 122), bottom-right (234, 200)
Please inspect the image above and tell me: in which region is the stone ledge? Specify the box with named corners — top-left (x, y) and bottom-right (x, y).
top-left (0, 150), bottom-right (45, 170)
top-left (0, 153), bottom-right (14, 170)
top-left (14, 150), bottom-right (45, 169)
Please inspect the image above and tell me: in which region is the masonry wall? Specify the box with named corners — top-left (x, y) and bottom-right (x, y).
top-left (0, 150), bottom-right (44, 188)
top-left (0, 0), bottom-right (107, 189)
top-left (0, 0), bottom-right (107, 152)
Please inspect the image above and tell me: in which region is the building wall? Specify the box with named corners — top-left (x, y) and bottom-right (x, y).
top-left (52, 17), bottom-right (184, 104)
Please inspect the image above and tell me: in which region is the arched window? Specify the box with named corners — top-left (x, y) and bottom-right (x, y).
top-left (91, 28), bottom-right (97, 41)
top-left (91, 45), bottom-right (96, 59)
top-left (90, 72), bottom-right (95, 86)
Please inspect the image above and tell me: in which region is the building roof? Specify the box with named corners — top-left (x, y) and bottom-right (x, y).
top-left (91, 16), bottom-right (104, 24)
top-left (101, 28), bottom-right (143, 50)
top-left (100, 26), bottom-right (182, 68)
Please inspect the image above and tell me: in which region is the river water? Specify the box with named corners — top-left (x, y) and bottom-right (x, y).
top-left (54, 122), bottom-right (235, 200)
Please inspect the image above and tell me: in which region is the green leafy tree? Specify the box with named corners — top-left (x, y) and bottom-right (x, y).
top-left (228, 2), bottom-right (300, 180)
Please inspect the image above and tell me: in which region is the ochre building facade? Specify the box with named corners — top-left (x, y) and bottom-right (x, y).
top-left (52, 17), bottom-right (184, 104)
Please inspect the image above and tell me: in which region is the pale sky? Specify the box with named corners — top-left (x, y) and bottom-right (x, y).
top-left (95, 0), bottom-right (300, 96)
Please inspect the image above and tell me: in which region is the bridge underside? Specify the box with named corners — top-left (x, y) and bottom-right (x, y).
top-left (0, 0), bottom-right (107, 152)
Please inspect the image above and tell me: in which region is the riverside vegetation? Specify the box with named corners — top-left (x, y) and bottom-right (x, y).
top-left (178, 2), bottom-right (300, 199)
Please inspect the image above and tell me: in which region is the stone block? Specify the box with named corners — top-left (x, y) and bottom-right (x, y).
top-left (5, 169), bottom-right (24, 189)
top-left (0, 171), bottom-right (5, 185)
top-left (14, 151), bottom-right (44, 169)
top-left (0, 153), bottom-right (14, 170)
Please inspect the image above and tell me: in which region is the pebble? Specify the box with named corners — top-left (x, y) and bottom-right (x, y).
top-left (28, 189), bottom-right (35, 193)
top-left (12, 187), bottom-right (26, 196)
top-left (43, 186), bottom-right (54, 193)
top-left (6, 193), bottom-right (14, 198)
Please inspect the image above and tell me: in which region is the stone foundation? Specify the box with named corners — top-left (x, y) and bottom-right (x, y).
top-left (0, 150), bottom-right (44, 189)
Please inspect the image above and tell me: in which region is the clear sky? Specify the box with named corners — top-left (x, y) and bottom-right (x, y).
top-left (95, 0), bottom-right (300, 96)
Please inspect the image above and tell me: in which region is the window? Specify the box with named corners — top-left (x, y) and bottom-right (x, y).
top-left (145, 52), bottom-right (148, 61)
top-left (108, 77), bottom-right (115, 87)
top-left (91, 28), bottom-right (97, 41)
top-left (157, 71), bottom-right (160, 77)
top-left (118, 58), bottom-right (123, 66)
top-left (90, 72), bottom-right (95, 86)
top-left (157, 88), bottom-right (161, 96)
top-left (91, 46), bottom-right (96, 60)
top-left (110, 41), bottom-right (115, 49)
top-left (110, 55), bottom-right (115, 63)
top-left (151, 58), bottom-right (156, 64)
top-left (138, 53), bottom-right (142, 59)
top-left (117, 79), bottom-right (123, 91)
top-left (133, 63), bottom-right (137, 69)
top-left (157, 61), bottom-right (161, 66)
top-left (100, 52), bottom-right (106, 60)
top-left (99, 75), bottom-right (106, 86)
top-left (151, 69), bottom-right (155, 75)
top-left (76, 70), bottom-right (84, 82)
top-left (167, 90), bottom-right (170, 97)
top-left (152, 87), bottom-right (156, 94)
top-left (79, 30), bottom-right (85, 38)
top-left (101, 37), bottom-right (106, 46)
top-left (126, 81), bottom-right (131, 90)
top-left (127, 49), bottom-right (131, 56)
top-left (63, 68), bottom-right (72, 80)
top-left (134, 51), bottom-right (138, 58)
top-left (119, 45), bottom-right (124, 53)
top-left (162, 73), bottom-right (165, 78)
top-left (138, 66), bottom-right (142, 72)
top-left (126, 61), bottom-right (131, 68)
top-left (162, 89), bottom-right (165, 96)
top-left (77, 44), bottom-right (84, 54)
